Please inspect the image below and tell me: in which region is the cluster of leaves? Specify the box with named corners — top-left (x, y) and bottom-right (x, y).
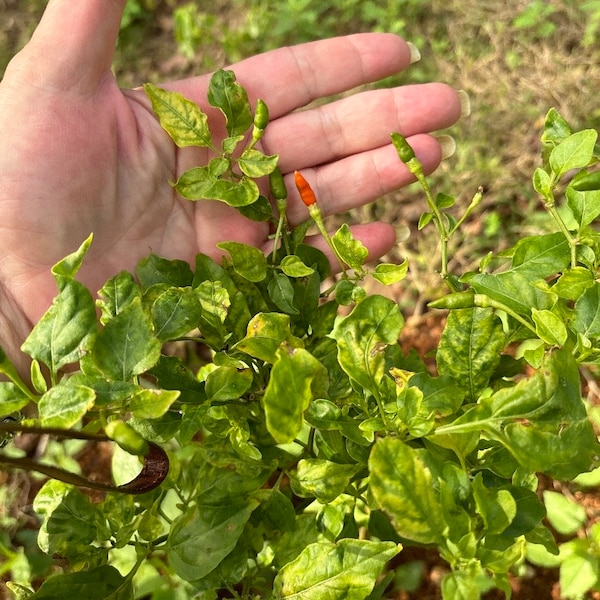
top-left (2, 72), bottom-right (600, 600)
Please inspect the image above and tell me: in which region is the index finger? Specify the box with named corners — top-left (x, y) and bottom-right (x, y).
top-left (7, 0), bottom-right (126, 93)
top-left (169, 33), bottom-right (418, 117)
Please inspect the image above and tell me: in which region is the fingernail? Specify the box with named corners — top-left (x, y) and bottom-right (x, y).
top-left (437, 135), bottom-right (456, 160)
top-left (458, 90), bottom-right (471, 118)
top-left (407, 42), bottom-right (421, 64)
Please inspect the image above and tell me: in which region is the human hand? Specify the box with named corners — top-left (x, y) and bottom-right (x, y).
top-left (0, 0), bottom-right (462, 370)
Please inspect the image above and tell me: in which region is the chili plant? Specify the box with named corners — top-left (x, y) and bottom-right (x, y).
top-left (1, 71), bottom-right (600, 600)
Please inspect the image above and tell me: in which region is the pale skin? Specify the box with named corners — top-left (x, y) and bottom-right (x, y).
top-left (0, 0), bottom-right (462, 375)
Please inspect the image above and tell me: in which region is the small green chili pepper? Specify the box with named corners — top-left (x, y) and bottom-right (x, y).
top-left (253, 99), bottom-right (269, 130)
top-left (391, 132), bottom-right (416, 163)
top-left (269, 167), bottom-right (288, 201)
top-left (251, 99), bottom-right (269, 144)
top-left (105, 419), bottom-right (149, 456)
top-left (428, 291), bottom-right (476, 310)
top-left (571, 171), bottom-right (600, 192)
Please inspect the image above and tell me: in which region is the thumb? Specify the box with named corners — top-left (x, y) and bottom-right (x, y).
top-left (12, 0), bottom-right (126, 93)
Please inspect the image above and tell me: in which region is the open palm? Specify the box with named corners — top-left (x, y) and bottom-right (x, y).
top-left (0, 0), bottom-right (461, 370)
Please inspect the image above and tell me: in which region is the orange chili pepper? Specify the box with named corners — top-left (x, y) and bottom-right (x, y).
top-left (294, 171), bottom-right (317, 207)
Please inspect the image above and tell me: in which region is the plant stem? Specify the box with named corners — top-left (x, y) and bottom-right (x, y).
top-left (272, 198), bottom-right (289, 261)
top-left (409, 161), bottom-right (455, 288)
top-left (308, 205), bottom-right (347, 275)
top-left (449, 186), bottom-right (484, 236)
top-left (545, 201), bottom-right (579, 268)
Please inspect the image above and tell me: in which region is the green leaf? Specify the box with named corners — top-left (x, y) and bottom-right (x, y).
top-left (506, 495), bottom-right (548, 551)
top-left (174, 163), bottom-right (260, 206)
top-left (472, 474), bottom-right (517, 535)
top-left (332, 295), bottom-right (404, 396)
top-left (541, 108), bottom-right (572, 145)
top-left (549, 129), bottom-right (597, 179)
top-left (136, 253), bottom-right (194, 290)
top-left (543, 491), bottom-right (586, 535)
top-left (437, 307), bottom-right (505, 402)
top-left (263, 345), bottom-right (326, 444)
top-left (91, 297), bottom-right (161, 381)
top-left (29, 359), bottom-right (46, 393)
top-left (97, 271), bottom-right (141, 324)
top-left (150, 286), bottom-right (202, 340)
top-left (552, 267), bottom-right (595, 300)
top-left (268, 273), bottom-right (299, 315)
top-left (167, 499), bottom-right (258, 581)
top-left (290, 459), bottom-right (362, 503)
top-left (0, 346), bottom-right (31, 398)
top-left (334, 279), bottom-right (360, 306)
top-left (566, 186), bottom-right (600, 228)
top-left (217, 241), bottom-right (267, 282)
top-left (38, 384), bottom-right (95, 428)
top-left (418, 211), bottom-right (434, 230)
top-left (572, 283), bottom-right (600, 338)
top-left (195, 279), bottom-right (230, 324)
top-left (255, 489), bottom-right (296, 532)
top-left (237, 148), bottom-right (279, 178)
top-left (466, 271), bottom-right (552, 315)
top-left (441, 572), bottom-right (482, 600)
top-left (372, 260), bottom-right (409, 285)
top-left (207, 69), bottom-right (253, 137)
top-left (559, 542), bottom-right (599, 600)
top-left (532, 167), bottom-right (552, 199)
top-left (441, 350), bottom-right (597, 479)
top-left (205, 366), bottom-right (253, 401)
top-left (510, 231), bottom-right (571, 275)
top-left (280, 255), bottom-right (315, 278)
top-left (128, 388), bottom-right (180, 419)
top-left (273, 539), bottom-right (399, 600)
top-left (51, 234), bottom-right (93, 278)
top-left (236, 193), bottom-right (274, 222)
top-left (305, 399), bottom-right (370, 445)
top-left (143, 83), bottom-right (212, 147)
top-left (0, 382), bottom-right (30, 417)
top-left (436, 192), bottom-right (455, 209)
top-left (369, 438), bottom-right (445, 545)
top-left (222, 134), bottom-right (245, 154)
top-left (331, 223), bottom-right (369, 272)
top-left (408, 372), bottom-right (465, 417)
top-left (21, 278), bottom-right (97, 375)
top-left (294, 244), bottom-right (331, 280)
top-left (191, 443), bottom-right (272, 504)
top-left (233, 312), bottom-right (303, 363)
top-left (31, 565), bottom-right (132, 600)
top-left (532, 308), bottom-right (568, 346)
top-left (35, 484), bottom-right (101, 556)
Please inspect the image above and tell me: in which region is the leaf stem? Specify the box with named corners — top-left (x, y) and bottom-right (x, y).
top-left (272, 199), bottom-right (289, 262)
top-left (392, 134), bottom-right (455, 289)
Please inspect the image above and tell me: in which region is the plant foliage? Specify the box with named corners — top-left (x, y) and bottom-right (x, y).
top-left (2, 71), bottom-right (600, 600)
